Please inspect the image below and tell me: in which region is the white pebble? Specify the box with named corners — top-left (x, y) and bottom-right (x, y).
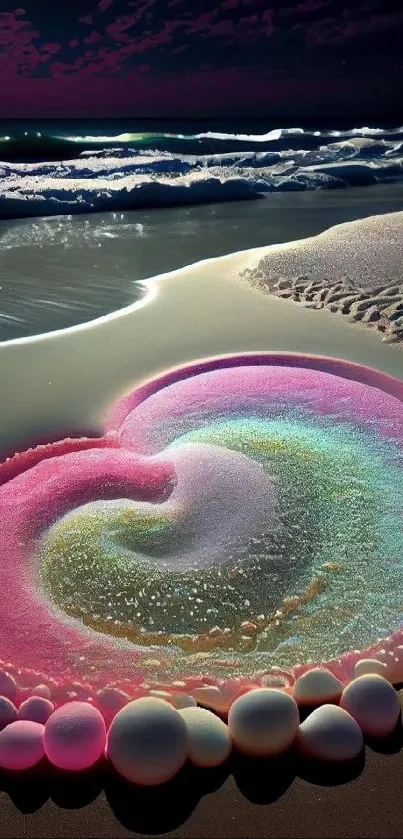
top-left (107, 697), bottom-right (188, 785)
top-left (297, 704), bottom-right (363, 761)
top-left (0, 696), bottom-right (17, 731)
top-left (293, 669), bottom-right (343, 706)
top-left (0, 671), bottom-right (17, 702)
top-left (18, 696), bottom-right (54, 724)
top-left (179, 707), bottom-right (231, 767)
top-left (354, 659), bottom-right (389, 680)
top-left (228, 688), bottom-right (299, 757)
top-left (340, 675), bottom-right (400, 737)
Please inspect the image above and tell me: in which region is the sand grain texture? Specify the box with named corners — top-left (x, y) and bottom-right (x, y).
top-left (244, 211), bottom-right (403, 344)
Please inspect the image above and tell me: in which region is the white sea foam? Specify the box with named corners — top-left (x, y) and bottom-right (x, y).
top-left (1, 127), bottom-right (403, 219)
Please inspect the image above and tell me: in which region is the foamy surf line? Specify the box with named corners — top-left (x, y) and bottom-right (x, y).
top-left (1, 125), bottom-right (403, 219)
top-left (242, 211), bottom-right (403, 345)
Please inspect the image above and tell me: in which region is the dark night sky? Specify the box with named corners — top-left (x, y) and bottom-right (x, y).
top-left (0, 0), bottom-right (402, 120)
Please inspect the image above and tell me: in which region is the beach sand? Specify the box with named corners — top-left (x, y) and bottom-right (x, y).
top-left (243, 211), bottom-right (403, 344)
top-left (2, 182), bottom-right (403, 340)
top-left (1, 198), bottom-right (403, 838)
top-left (0, 239), bottom-right (402, 459)
top-left (1, 741), bottom-right (403, 838)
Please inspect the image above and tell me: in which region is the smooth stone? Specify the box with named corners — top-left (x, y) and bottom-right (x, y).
top-left (33, 684), bottom-right (52, 700)
top-left (0, 671), bottom-right (17, 702)
top-left (18, 696), bottom-right (54, 725)
top-left (169, 693), bottom-right (197, 710)
top-left (228, 688), bottom-right (299, 757)
top-left (354, 659), bottom-right (389, 680)
top-left (0, 721), bottom-right (45, 770)
top-left (340, 675), bottom-right (400, 737)
top-left (293, 669), bottom-right (344, 706)
top-left (0, 697), bottom-right (17, 731)
top-left (148, 690), bottom-right (197, 710)
top-left (179, 707), bottom-right (231, 767)
top-left (107, 697), bottom-right (188, 786)
top-left (44, 701), bottom-right (106, 770)
top-left (297, 704), bottom-right (364, 761)
top-left (95, 687), bottom-right (131, 717)
top-left (191, 686), bottom-right (227, 713)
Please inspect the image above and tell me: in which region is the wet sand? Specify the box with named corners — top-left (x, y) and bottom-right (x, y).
top-left (0, 244), bottom-right (402, 459)
top-left (1, 182), bottom-right (403, 340)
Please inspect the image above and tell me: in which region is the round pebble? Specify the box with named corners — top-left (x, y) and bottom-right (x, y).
top-left (107, 697), bottom-right (188, 785)
top-left (0, 671), bottom-right (17, 702)
top-left (354, 659), bottom-right (389, 680)
top-left (340, 675), bottom-right (400, 737)
top-left (191, 686), bottom-right (227, 713)
top-left (228, 688), bottom-right (299, 757)
top-left (179, 707), bottom-right (231, 768)
top-left (293, 669), bottom-right (344, 706)
top-left (18, 696), bottom-right (54, 725)
top-left (33, 684), bottom-right (52, 700)
top-left (0, 721), bottom-right (45, 770)
top-left (0, 696), bottom-right (17, 731)
top-left (169, 693), bottom-right (197, 711)
top-left (297, 704), bottom-right (364, 762)
top-left (149, 690), bottom-right (197, 710)
top-left (95, 687), bottom-right (131, 718)
top-left (44, 701), bottom-right (106, 770)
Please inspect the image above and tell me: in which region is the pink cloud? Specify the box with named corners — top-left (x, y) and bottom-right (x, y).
top-left (0, 10), bottom-right (42, 74)
top-left (296, 0), bottom-right (330, 11)
top-left (306, 8), bottom-right (403, 46)
top-left (221, 0), bottom-right (240, 8)
top-left (78, 15), bottom-right (93, 25)
top-left (263, 9), bottom-right (274, 34)
top-left (171, 44), bottom-right (189, 54)
top-left (98, 0), bottom-right (115, 10)
top-left (207, 20), bottom-right (236, 37)
top-left (84, 30), bottom-right (102, 44)
top-left (42, 43), bottom-right (61, 55)
top-left (240, 14), bottom-right (258, 25)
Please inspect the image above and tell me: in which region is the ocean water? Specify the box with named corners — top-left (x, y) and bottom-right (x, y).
top-left (1, 119), bottom-right (403, 219)
top-left (1, 117), bottom-right (403, 340)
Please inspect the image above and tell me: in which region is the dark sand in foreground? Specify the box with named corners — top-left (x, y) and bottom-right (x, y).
top-left (1, 741), bottom-right (403, 838)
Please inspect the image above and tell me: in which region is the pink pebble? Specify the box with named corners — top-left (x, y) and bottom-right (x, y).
top-left (44, 701), bottom-right (106, 771)
top-left (0, 696), bottom-right (17, 731)
top-left (0, 671), bottom-right (17, 702)
top-left (33, 684), bottom-right (52, 700)
top-left (18, 696), bottom-right (54, 724)
top-left (0, 721), bottom-right (45, 770)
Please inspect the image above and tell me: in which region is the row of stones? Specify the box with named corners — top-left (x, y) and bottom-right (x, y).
top-left (0, 659), bottom-right (400, 781)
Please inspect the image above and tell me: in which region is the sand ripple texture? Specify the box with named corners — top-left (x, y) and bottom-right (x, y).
top-left (243, 212), bottom-right (403, 344)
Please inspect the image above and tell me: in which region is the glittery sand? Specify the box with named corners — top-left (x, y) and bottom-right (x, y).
top-left (0, 353), bottom-right (402, 695)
